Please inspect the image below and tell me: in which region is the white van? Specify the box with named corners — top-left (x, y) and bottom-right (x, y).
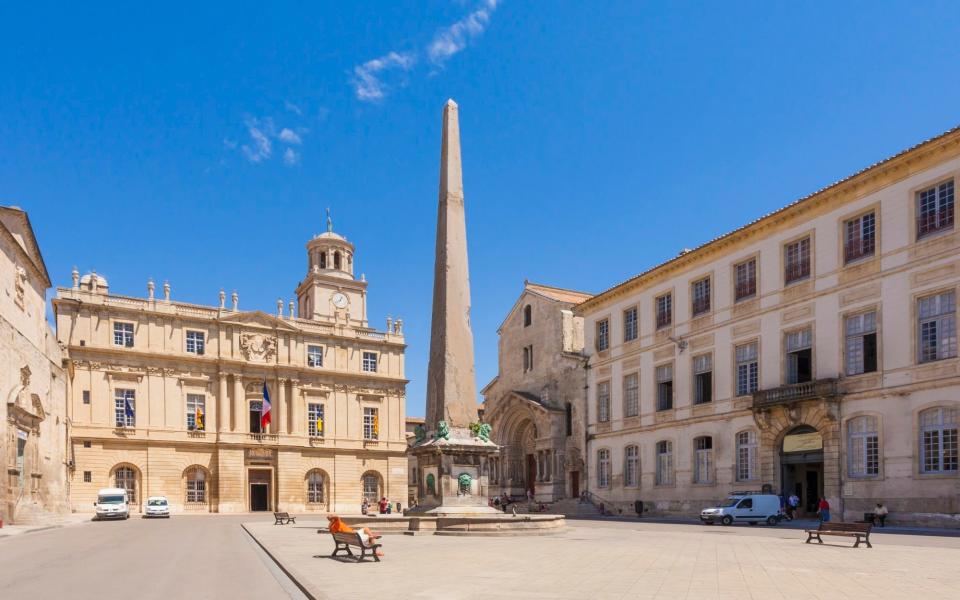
top-left (700, 493), bottom-right (781, 526)
top-left (94, 487), bottom-right (130, 520)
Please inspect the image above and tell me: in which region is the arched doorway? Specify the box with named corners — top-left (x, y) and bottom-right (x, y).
top-left (780, 425), bottom-right (823, 516)
top-left (111, 464), bottom-right (141, 511)
top-left (516, 420), bottom-right (537, 497)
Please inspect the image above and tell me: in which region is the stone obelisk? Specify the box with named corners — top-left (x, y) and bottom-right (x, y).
top-left (425, 98), bottom-right (479, 429)
top-left (408, 99), bottom-right (499, 516)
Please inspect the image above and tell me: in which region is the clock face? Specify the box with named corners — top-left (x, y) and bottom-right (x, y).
top-left (332, 292), bottom-right (348, 308)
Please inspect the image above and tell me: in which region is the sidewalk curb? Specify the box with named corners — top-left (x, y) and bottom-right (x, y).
top-left (241, 523), bottom-right (324, 600)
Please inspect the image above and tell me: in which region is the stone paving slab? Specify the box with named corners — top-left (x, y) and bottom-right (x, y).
top-left (243, 519), bottom-right (960, 600)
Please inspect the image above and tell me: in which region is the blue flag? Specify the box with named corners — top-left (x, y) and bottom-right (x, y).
top-left (124, 396), bottom-right (135, 419)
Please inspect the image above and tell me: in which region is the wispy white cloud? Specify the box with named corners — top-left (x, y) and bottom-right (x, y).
top-left (351, 51), bottom-right (416, 102)
top-left (284, 100), bottom-right (303, 116)
top-left (427, 0), bottom-right (499, 68)
top-left (240, 118), bottom-right (274, 163)
top-left (279, 128), bottom-right (302, 145)
top-left (283, 148), bottom-right (300, 166)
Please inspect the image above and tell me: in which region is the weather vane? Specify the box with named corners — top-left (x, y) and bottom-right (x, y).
top-left (326, 207), bottom-right (333, 233)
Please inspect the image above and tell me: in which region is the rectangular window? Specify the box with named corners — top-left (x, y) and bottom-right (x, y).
top-left (113, 322), bottom-right (134, 347)
top-left (655, 441), bottom-right (673, 486)
top-left (597, 449), bottom-right (610, 488)
top-left (918, 291), bottom-right (957, 363)
top-left (185, 330), bottom-right (205, 355)
top-left (844, 212), bottom-right (876, 263)
top-left (784, 237), bottom-right (811, 284)
top-left (734, 258), bottom-right (757, 301)
top-left (916, 179), bottom-right (955, 239)
top-left (522, 345), bottom-right (533, 372)
top-left (623, 373), bottom-right (639, 417)
top-left (693, 354), bottom-right (712, 405)
top-left (114, 389), bottom-right (135, 428)
top-left (623, 307), bottom-right (638, 342)
top-left (656, 365), bottom-right (673, 411)
top-left (186, 394), bottom-right (205, 431)
top-left (624, 446), bottom-right (639, 488)
top-left (363, 407), bottom-right (379, 440)
top-left (83, 440), bottom-right (92, 448)
top-left (736, 342), bottom-right (759, 396)
top-left (308, 403), bottom-right (325, 437)
top-left (845, 311), bottom-right (878, 375)
top-left (694, 437), bottom-right (713, 484)
top-left (596, 319), bottom-right (609, 351)
top-left (307, 345), bottom-right (323, 368)
top-left (785, 328), bottom-right (813, 384)
top-left (362, 352), bottom-right (378, 373)
top-left (656, 293), bottom-right (672, 329)
top-left (847, 416), bottom-right (879, 478)
top-left (82, 390), bottom-right (90, 405)
top-left (596, 381), bottom-right (610, 423)
top-left (691, 277), bottom-right (711, 316)
top-left (83, 471), bottom-right (92, 483)
top-left (736, 431), bottom-right (757, 481)
top-left (921, 408), bottom-right (958, 474)
top-left (565, 403), bottom-right (573, 436)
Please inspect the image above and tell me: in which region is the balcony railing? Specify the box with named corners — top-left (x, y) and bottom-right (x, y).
top-left (752, 378), bottom-right (840, 409)
top-left (247, 433), bottom-right (279, 443)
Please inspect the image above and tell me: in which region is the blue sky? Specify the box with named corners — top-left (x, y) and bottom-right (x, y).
top-left (3, 1), bottom-right (959, 418)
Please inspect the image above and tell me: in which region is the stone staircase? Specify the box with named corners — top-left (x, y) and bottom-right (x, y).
top-left (542, 498), bottom-right (603, 517)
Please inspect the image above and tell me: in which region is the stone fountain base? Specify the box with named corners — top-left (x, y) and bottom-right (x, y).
top-left (341, 513), bottom-right (566, 536)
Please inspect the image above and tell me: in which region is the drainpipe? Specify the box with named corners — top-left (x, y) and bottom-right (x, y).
top-left (837, 397), bottom-right (844, 521)
top-left (581, 356), bottom-right (590, 499)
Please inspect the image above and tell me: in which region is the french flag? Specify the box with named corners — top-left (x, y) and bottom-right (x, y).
top-left (261, 380), bottom-right (272, 431)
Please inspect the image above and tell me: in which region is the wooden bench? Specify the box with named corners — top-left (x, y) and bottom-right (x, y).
top-left (329, 531), bottom-right (382, 562)
top-left (273, 511), bottom-right (296, 525)
top-left (805, 521), bottom-right (872, 548)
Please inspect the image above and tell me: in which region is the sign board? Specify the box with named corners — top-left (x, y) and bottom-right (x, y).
top-left (246, 448), bottom-right (274, 460)
top-left (782, 432), bottom-right (823, 453)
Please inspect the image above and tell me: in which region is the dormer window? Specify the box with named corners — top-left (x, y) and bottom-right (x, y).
top-left (523, 305), bottom-right (532, 327)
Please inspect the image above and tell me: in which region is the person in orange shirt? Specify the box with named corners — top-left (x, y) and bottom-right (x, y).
top-left (327, 515), bottom-right (383, 556)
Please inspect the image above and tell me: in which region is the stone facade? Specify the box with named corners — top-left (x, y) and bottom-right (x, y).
top-left (0, 206), bottom-right (69, 525)
top-left (54, 221), bottom-right (408, 515)
top-left (481, 282), bottom-right (590, 502)
top-left (576, 126), bottom-right (960, 526)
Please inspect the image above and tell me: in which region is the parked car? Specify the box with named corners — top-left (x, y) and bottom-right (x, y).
top-left (94, 488), bottom-right (130, 520)
top-left (144, 496), bottom-right (170, 518)
top-left (700, 493), bottom-right (781, 526)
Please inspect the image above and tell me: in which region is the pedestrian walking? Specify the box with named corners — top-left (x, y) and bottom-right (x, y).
top-left (361, 497), bottom-right (369, 515)
top-left (787, 493), bottom-right (799, 521)
top-left (817, 497), bottom-right (831, 523)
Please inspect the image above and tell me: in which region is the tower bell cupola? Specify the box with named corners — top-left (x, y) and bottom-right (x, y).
top-left (295, 209), bottom-right (368, 324)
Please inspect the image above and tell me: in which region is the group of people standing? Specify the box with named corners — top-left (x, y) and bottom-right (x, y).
top-left (360, 496), bottom-right (401, 515)
top-left (781, 493), bottom-right (888, 526)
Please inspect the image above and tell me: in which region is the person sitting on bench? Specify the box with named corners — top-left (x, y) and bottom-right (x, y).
top-left (327, 515), bottom-right (384, 557)
top-left (873, 502), bottom-right (888, 527)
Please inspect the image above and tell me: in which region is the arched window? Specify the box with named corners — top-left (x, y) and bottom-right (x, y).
top-left (307, 470), bottom-right (326, 504)
top-left (362, 472), bottom-right (382, 502)
top-left (319, 251), bottom-right (326, 269)
top-left (334, 251), bottom-right (341, 270)
top-left (185, 467), bottom-right (207, 503)
top-left (655, 441), bottom-right (673, 486)
top-left (114, 465), bottom-right (138, 504)
top-left (624, 445), bottom-right (639, 487)
top-left (736, 430), bottom-right (758, 482)
top-left (596, 449), bottom-right (610, 488)
top-left (523, 304), bottom-right (532, 327)
top-left (847, 416), bottom-right (879, 477)
top-left (920, 407), bottom-right (958, 474)
top-left (693, 436), bottom-right (713, 484)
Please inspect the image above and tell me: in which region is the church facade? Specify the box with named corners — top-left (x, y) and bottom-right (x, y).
top-left (481, 282), bottom-right (590, 502)
top-left (576, 126), bottom-right (960, 526)
top-left (54, 220), bottom-right (408, 514)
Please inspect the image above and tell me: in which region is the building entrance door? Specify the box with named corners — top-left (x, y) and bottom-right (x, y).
top-left (780, 426), bottom-right (823, 517)
top-left (525, 454), bottom-right (536, 496)
top-left (249, 469), bottom-right (271, 511)
top-left (570, 471), bottom-right (579, 499)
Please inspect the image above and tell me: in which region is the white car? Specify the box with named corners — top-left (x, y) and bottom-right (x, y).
top-left (700, 493), bottom-right (782, 526)
top-left (94, 488), bottom-right (130, 520)
top-left (144, 496), bottom-right (170, 518)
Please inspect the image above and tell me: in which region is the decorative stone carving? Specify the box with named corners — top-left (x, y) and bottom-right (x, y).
top-left (14, 264), bottom-right (27, 308)
top-left (239, 332), bottom-right (277, 362)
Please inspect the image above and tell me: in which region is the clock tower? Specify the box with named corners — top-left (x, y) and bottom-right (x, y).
top-left (295, 211), bottom-right (368, 325)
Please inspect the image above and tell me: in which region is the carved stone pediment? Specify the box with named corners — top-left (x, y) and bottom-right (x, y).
top-left (7, 366), bottom-right (44, 430)
top-left (240, 332), bottom-right (278, 363)
top-left (220, 310), bottom-right (299, 332)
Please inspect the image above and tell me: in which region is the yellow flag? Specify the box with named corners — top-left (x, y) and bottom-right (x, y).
top-left (195, 406), bottom-right (204, 431)
top-left (373, 412), bottom-right (379, 437)
top-left (316, 416), bottom-right (324, 435)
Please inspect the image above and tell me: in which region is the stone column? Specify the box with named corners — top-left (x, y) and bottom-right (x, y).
top-left (233, 375), bottom-right (244, 433)
top-left (277, 378), bottom-right (287, 435)
top-left (217, 373), bottom-right (227, 434)
top-left (290, 380), bottom-right (300, 436)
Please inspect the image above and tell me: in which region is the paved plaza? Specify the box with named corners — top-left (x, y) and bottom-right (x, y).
top-left (246, 518), bottom-right (960, 600)
top-left (2, 515), bottom-right (960, 599)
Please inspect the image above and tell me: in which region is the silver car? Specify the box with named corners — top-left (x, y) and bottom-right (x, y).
top-left (144, 496), bottom-right (170, 518)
